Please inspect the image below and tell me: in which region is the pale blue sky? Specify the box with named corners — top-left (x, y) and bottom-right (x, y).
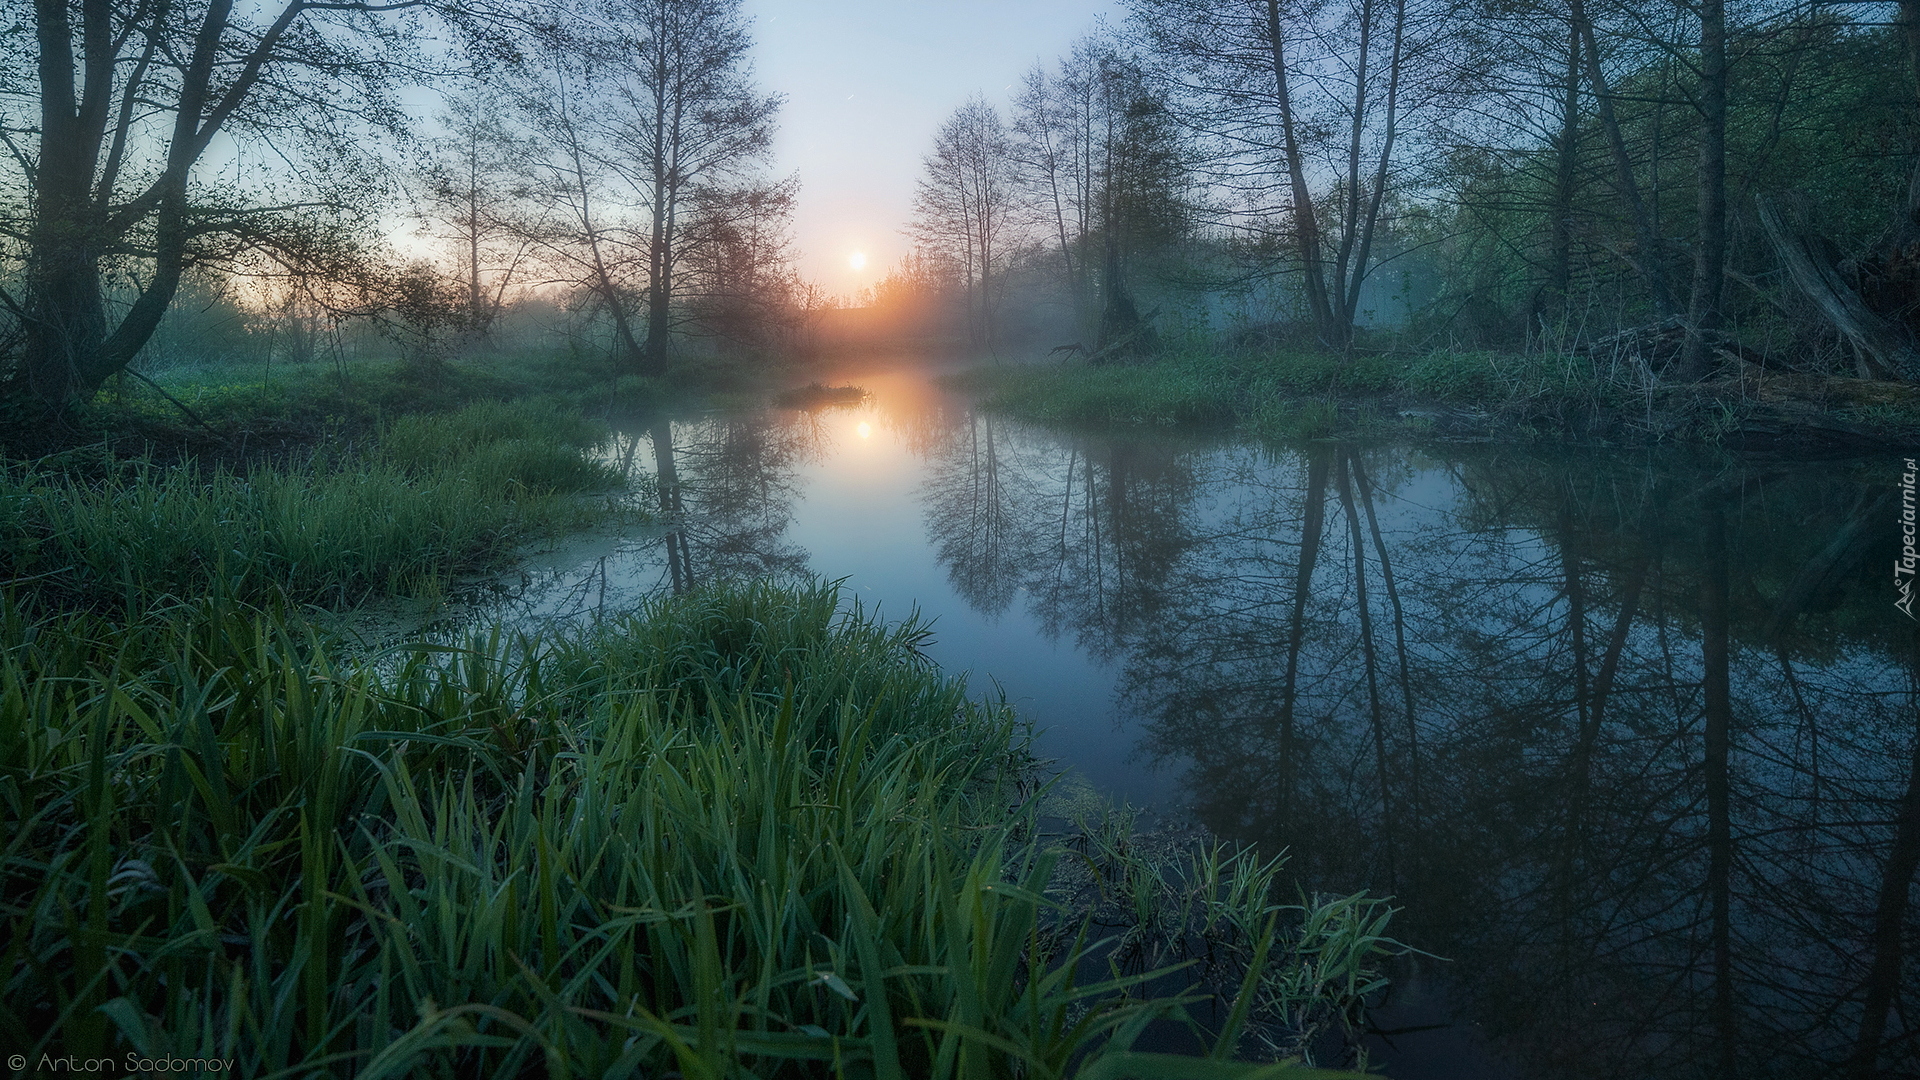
top-left (744, 0), bottom-right (1118, 297)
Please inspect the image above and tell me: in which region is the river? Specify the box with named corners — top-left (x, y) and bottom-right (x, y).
top-left (493, 356), bottom-right (1917, 1079)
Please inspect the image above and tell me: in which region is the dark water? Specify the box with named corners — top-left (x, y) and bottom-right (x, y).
top-left (505, 359), bottom-right (1919, 1079)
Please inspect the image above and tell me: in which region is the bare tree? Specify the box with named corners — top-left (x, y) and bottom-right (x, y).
top-left (680, 175), bottom-right (802, 354)
top-left (1682, 0), bottom-right (1729, 377)
top-left (1128, 0), bottom-right (1425, 352)
top-left (510, 0), bottom-right (777, 374)
top-left (912, 97), bottom-right (1020, 349)
top-left (417, 86), bottom-right (539, 336)
top-left (1014, 38), bottom-right (1191, 357)
top-left (1012, 37), bottom-right (1108, 334)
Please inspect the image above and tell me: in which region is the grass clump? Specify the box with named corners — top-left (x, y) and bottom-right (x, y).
top-left (2, 581), bottom-right (1395, 1077)
top-left (776, 383), bottom-right (869, 409)
top-left (0, 399), bottom-right (623, 612)
top-left (377, 398), bottom-right (620, 496)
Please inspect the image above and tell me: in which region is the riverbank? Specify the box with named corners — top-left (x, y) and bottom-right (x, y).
top-left (1, 367), bottom-right (1400, 1075)
top-left (1, 579), bottom-right (1393, 1076)
top-left (0, 344), bottom-right (802, 466)
top-left (0, 398), bottom-right (628, 615)
top-left (955, 348), bottom-right (1920, 448)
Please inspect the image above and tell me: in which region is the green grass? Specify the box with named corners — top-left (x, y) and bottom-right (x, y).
top-left (956, 362), bottom-right (1236, 427)
top-left (1, 582), bottom-right (1395, 1077)
top-left (15, 348), bottom-right (674, 463)
top-left (0, 399), bottom-right (625, 613)
top-left (967, 343), bottom-right (1920, 447)
top-left (959, 347), bottom-right (1613, 439)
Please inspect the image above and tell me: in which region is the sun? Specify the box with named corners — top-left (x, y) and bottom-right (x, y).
top-left (848, 251), bottom-right (867, 271)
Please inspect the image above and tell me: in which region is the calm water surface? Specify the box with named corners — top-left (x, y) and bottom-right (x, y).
top-left (499, 358), bottom-right (1916, 1079)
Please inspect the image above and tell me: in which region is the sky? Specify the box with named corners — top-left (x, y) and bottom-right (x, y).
top-left (743, 0), bottom-right (1119, 299)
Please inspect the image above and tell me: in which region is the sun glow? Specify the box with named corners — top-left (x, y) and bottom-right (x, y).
top-left (849, 251), bottom-right (868, 271)
top-left (856, 421), bottom-right (872, 439)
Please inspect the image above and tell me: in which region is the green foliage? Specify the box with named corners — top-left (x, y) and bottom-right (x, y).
top-left (0, 400), bottom-right (622, 612)
top-left (1252, 401), bottom-right (1341, 441)
top-left (0, 583), bottom-right (1392, 1077)
top-left (59, 348), bottom-right (668, 457)
top-left (1410, 15), bottom-right (1917, 353)
top-left (776, 383), bottom-right (870, 409)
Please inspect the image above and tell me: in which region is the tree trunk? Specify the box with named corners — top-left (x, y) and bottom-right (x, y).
top-left (644, 262), bottom-right (672, 374)
top-left (1351, 456), bottom-right (1419, 825)
top-left (15, 0), bottom-right (309, 409)
top-left (21, 0), bottom-right (116, 405)
top-left (651, 420), bottom-right (688, 593)
top-left (1264, 0), bottom-right (1340, 348)
top-left (1276, 447), bottom-right (1332, 831)
top-left (1338, 451), bottom-right (1397, 887)
top-left (1846, 645), bottom-right (1920, 1079)
top-left (1683, 0), bottom-right (1729, 379)
top-left (1339, 0), bottom-right (1408, 339)
top-left (1570, 0), bottom-right (1678, 316)
top-left (1901, 0), bottom-right (1920, 111)
top-left (644, 155), bottom-right (673, 374)
top-left (1545, 20), bottom-right (1581, 326)
top-left (1563, 552), bottom-right (1649, 855)
top-left (1094, 236), bottom-right (1152, 360)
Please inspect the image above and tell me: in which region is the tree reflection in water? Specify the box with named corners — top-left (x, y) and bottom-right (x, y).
top-left (919, 422), bottom-right (1916, 1079)
top-left (558, 390), bottom-right (1914, 1077)
top-left (617, 416), bottom-right (814, 594)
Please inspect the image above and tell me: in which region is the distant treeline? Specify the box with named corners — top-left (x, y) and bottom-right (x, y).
top-left (899, 1), bottom-right (1919, 377)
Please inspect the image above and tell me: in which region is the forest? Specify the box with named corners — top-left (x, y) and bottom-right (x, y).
top-left (2, 0), bottom-right (1917, 1076)
top-left (3, 0), bottom-right (1918, 413)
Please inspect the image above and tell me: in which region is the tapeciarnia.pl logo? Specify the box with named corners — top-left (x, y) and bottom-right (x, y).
top-left (1899, 458), bottom-right (1917, 620)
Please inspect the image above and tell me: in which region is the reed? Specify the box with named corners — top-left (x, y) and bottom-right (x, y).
top-left (1, 582), bottom-right (1394, 1077)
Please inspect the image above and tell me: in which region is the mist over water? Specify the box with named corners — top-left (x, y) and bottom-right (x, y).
top-left (495, 358), bottom-right (1913, 1079)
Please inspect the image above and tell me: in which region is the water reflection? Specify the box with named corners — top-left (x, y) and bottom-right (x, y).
top-left (958, 434), bottom-right (1913, 1079)
top-left (508, 368), bottom-right (1915, 1078)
